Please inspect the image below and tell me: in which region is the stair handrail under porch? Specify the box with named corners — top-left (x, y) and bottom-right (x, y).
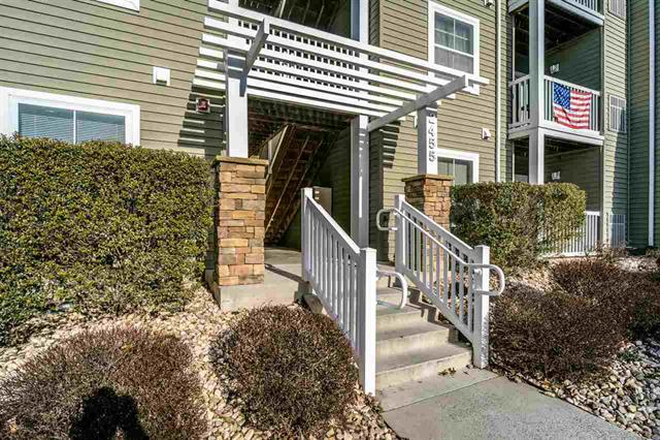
top-left (380, 195), bottom-right (505, 369)
top-left (300, 188), bottom-right (377, 394)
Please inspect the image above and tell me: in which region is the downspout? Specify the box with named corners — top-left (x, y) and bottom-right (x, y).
top-left (495, 0), bottom-right (503, 181)
top-left (650, 0), bottom-right (656, 247)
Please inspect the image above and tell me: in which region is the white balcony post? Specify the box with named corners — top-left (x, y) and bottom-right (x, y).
top-left (225, 0), bottom-right (249, 158)
top-left (528, 129), bottom-right (545, 184)
top-left (473, 245), bottom-right (490, 369)
top-left (394, 194), bottom-right (406, 274)
top-left (358, 247), bottom-right (377, 395)
top-left (529, 0), bottom-right (545, 128)
top-left (301, 188), bottom-right (313, 282)
top-left (417, 106), bottom-right (439, 175)
top-left (350, 0), bottom-right (369, 247)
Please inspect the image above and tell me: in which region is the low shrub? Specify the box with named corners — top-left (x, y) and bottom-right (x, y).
top-left (450, 182), bottom-right (585, 271)
top-left (491, 282), bottom-right (629, 379)
top-left (492, 259), bottom-right (660, 380)
top-left (0, 136), bottom-right (214, 345)
top-left (0, 326), bottom-right (206, 439)
top-left (213, 306), bottom-right (358, 437)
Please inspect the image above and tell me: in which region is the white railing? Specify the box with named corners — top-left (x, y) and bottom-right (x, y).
top-left (509, 75), bottom-right (601, 132)
top-left (378, 195), bottom-right (505, 368)
top-left (544, 76), bottom-right (600, 132)
top-left (546, 211), bottom-right (601, 257)
top-left (571, 0), bottom-right (601, 14)
top-left (300, 188), bottom-right (377, 394)
top-left (510, 74), bottom-right (530, 128)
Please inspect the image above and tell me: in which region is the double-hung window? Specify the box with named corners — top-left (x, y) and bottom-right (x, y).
top-left (429, 3), bottom-right (480, 75)
top-left (0, 88), bottom-right (140, 144)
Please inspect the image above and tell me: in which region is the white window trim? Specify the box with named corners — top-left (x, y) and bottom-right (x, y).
top-left (608, 0), bottom-right (626, 20)
top-left (0, 87), bottom-right (140, 145)
top-left (428, 2), bottom-right (480, 77)
top-left (608, 94), bottom-right (627, 134)
top-left (436, 148), bottom-right (479, 183)
top-left (96, 0), bottom-right (140, 11)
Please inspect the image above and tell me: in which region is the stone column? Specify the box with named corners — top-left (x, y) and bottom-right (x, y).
top-left (402, 174), bottom-right (453, 228)
top-left (215, 156), bottom-right (267, 287)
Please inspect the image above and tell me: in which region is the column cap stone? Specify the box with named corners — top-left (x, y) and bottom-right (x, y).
top-left (402, 174), bottom-right (453, 183)
top-left (215, 156), bottom-right (268, 167)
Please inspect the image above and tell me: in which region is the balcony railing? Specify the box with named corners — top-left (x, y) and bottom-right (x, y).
top-left (509, 75), bottom-right (601, 133)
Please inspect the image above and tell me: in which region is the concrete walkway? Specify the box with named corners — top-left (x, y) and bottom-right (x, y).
top-left (381, 371), bottom-right (638, 440)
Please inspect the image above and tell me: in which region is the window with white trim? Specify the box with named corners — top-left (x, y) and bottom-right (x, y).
top-left (0, 88), bottom-right (140, 145)
top-left (609, 0), bottom-right (626, 19)
top-left (436, 149), bottom-right (479, 185)
top-left (96, 0), bottom-right (140, 11)
top-left (609, 95), bottom-right (627, 133)
top-left (429, 3), bottom-right (480, 75)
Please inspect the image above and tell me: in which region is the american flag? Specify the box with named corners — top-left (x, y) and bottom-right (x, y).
top-left (552, 83), bottom-right (592, 130)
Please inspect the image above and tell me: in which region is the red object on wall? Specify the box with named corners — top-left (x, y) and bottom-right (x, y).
top-left (196, 98), bottom-right (211, 113)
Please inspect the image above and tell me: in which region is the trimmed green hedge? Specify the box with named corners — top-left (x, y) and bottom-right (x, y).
top-left (0, 136), bottom-right (213, 345)
top-left (450, 182), bottom-right (585, 271)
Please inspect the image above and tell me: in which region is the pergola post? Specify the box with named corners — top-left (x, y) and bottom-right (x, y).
top-left (417, 106), bottom-right (439, 175)
top-left (225, 0), bottom-right (249, 158)
top-left (350, 0), bottom-right (369, 247)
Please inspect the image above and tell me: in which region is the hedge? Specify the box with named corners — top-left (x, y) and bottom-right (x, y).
top-left (0, 136), bottom-right (213, 345)
top-left (450, 182), bottom-right (586, 270)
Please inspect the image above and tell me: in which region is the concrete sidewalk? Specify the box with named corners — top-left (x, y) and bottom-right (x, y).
top-left (381, 372), bottom-right (638, 440)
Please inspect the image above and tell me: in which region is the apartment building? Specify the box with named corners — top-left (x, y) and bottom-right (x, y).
top-left (0, 0), bottom-right (656, 256)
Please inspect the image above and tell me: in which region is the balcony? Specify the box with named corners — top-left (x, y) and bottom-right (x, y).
top-left (509, 0), bottom-right (604, 26)
top-left (510, 75), bottom-right (601, 138)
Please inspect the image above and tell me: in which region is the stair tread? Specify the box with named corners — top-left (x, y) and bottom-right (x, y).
top-left (376, 343), bottom-right (471, 374)
top-left (377, 319), bottom-right (451, 342)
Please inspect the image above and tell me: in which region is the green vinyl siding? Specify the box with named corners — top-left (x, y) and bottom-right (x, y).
top-left (370, 0), bottom-right (502, 259)
top-left (0, 0), bottom-right (224, 159)
top-left (545, 148), bottom-right (601, 210)
top-left (603, 2), bottom-right (628, 243)
top-left (545, 30), bottom-right (602, 91)
top-left (628, 0), bottom-right (650, 248)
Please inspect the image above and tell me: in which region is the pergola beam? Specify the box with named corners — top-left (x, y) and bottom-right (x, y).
top-left (243, 18), bottom-right (270, 75)
top-left (367, 75), bottom-right (470, 132)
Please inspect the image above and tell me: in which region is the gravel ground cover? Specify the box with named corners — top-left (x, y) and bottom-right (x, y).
top-left (0, 290), bottom-right (398, 440)
top-left (493, 256), bottom-right (660, 439)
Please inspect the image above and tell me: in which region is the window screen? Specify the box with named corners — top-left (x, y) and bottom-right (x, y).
top-left (434, 12), bottom-right (475, 74)
top-left (18, 104), bottom-right (126, 143)
top-left (609, 0), bottom-right (626, 19)
top-left (609, 96), bottom-right (627, 133)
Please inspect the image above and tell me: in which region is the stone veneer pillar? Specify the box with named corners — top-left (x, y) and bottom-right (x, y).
top-left (215, 156), bottom-right (267, 287)
top-left (402, 174), bottom-right (453, 228)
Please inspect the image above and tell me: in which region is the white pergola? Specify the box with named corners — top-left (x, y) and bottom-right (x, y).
top-left (194, 0), bottom-right (488, 246)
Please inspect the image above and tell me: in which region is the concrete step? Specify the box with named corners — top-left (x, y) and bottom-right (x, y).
top-left (376, 301), bottom-right (439, 332)
top-left (376, 343), bottom-right (472, 390)
top-left (376, 320), bottom-right (455, 359)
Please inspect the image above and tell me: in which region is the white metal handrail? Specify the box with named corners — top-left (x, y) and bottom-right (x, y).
top-left (381, 195), bottom-right (505, 369)
top-left (300, 188), bottom-right (377, 394)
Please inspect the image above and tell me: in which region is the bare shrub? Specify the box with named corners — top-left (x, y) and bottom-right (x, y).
top-left (212, 306), bottom-right (358, 438)
top-left (0, 326), bottom-right (206, 439)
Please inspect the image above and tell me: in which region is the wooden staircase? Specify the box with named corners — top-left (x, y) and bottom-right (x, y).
top-left (263, 125), bottom-right (334, 244)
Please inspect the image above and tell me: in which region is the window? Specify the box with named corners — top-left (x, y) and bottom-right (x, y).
top-left (436, 149), bottom-right (479, 185)
top-left (609, 95), bottom-right (627, 133)
top-left (0, 88), bottom-right (140, 144)
top-left (429, 3), bottom-right (480, 75)
top-left (96, 0), bottom-right (140, 11)
top-left (609, 0), bottom-right (626, 19)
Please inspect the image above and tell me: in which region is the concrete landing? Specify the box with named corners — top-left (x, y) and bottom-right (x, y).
top-left (382, 375), bottom-right (638, 440)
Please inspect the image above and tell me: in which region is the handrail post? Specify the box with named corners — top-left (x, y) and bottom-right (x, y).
top-left (301, 188), bottom-right (313, 283)
top-left (359, 247), bottom-right (377, 395)
top-left (473, 245), bottom-right (490, 369)
top-left (394, 194), bottom-right (405, 274)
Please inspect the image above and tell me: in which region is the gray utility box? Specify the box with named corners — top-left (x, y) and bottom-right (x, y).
top-left (312, 186), bottom-right (332, 214)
